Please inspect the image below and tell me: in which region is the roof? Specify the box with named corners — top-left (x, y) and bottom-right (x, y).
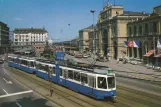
top-left (120, 11), bottom-right (150, 16)
top-left (79, 25), bottom-right (97, 32)
top-left (154, 5), bottom-right (161, 9)
top-left (14, 28), bottom-right (48, 34)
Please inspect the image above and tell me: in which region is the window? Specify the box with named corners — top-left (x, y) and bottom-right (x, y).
top-left (139, 26), bottom-right (142, 34)
top-left (68, 70), bottom-right (73, 79)
top-left (74, 71), bottom-right (80, 81)
top-left (15, 39), bottom-right (18, 41)
top-left (30, 61), bottom-right (35, 67)
top-left (60, 68), bottom-right (63, 76)
top-left (39, 64), bottom-right (46, 71)
top-left (108, 77), bottom-right (115, 89)
top-left (88, 76), bottom-right (94, 87)
top-left (97, 77), bottom-right (107, 89)
top-left (63, 70), bottom-right (68, 78)
top-left (81, 73), bottom-right (88, 84)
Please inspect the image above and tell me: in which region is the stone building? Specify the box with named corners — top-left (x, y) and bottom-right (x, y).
top-left (97, 3), bottom-right (149, 59)
top-left (0, 21), bottom-right (10, 54)
top-left (88, 26), bottom-right (98, 53)
top-left (127, 5), bottom-right (161, 65)
top-left (13, 27), bottom-right (48, 51)
top-left (79, 25), bottom-right (94, 53)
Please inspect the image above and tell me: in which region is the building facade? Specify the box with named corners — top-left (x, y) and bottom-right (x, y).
top-left (127, 5), bottom-right (161, 65)
top-left (0, 21), bottom-right (10, 54)
top-left (97, 3), bottom-right (149, 59)
top-left (88, 26), bottom-right (98, 53)
top-left (13, 28), bottom-right (48, 51)
top-left (79, 25), bottom-right (94, 53)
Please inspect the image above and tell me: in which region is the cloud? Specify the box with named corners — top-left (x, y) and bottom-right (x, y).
top-left (14, 18), bottom-right (23, 21)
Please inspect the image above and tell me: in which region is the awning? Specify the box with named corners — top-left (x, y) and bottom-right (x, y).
top-left (154, 54), bottom-right (161, 57)
top-left (133, 40), bottom-right (140, 48)
top-left (157, 40), bottom-right (161, 48)
top-left (143, 50), bottom-right (155, 57)
top-left (124, 41), bottom-right (128, 47)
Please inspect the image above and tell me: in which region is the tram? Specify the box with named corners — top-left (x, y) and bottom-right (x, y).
top-left (8, 55), bottom-right (116, 101)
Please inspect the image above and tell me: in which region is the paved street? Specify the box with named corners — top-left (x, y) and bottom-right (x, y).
top-left (0, 62), bottom-right (60, 107)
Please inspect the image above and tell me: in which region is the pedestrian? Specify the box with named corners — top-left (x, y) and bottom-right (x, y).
top-left (50, 89), bottom-right (54, 97)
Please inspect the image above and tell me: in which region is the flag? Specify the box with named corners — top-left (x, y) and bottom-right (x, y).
top-left (157, 40), bottom-right (161, 48)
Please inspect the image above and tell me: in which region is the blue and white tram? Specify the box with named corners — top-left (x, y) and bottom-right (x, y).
top-left (8, 55), bottom-right (116, 100)
top-left (8, 55), bottom-right (37, 74)
top-left (35, 60), bottom-right (116, 100)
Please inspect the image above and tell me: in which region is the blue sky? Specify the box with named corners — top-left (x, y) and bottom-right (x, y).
top-left (0, 0), bottom-right (160, 41)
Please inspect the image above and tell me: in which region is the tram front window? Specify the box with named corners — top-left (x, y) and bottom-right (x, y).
top-left (97, 77), bottom-right (107, 89)
top-left (108, 77), bottom-right (115, 89)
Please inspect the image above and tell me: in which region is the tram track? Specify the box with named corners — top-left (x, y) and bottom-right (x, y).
top-left (7, 67), bottom-right (100, 107)
top-left (6, 66), bottom-right (161, 107)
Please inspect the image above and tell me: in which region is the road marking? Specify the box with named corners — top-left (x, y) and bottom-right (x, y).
top-left (0, 90), bottom-right (33, 98)
top-left (3, 78), bottom-right (12, 84)
top-left (3, 78), bottom-right (8, 82)
top-left (3, 89), bottom-right (8, 94)
top-left (16, 102), bottom-right (22, 107)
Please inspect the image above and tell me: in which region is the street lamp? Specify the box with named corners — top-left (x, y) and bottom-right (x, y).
top-left (68, 24), bottom-right (72, 52)
top-left (90, 10), bottom-right (96, 54)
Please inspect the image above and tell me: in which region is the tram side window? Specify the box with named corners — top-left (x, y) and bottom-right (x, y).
top-left (60, 68), bottom-right (63, 76)
top-left (97, 77), bottom-right (107, 89)
top-left (27, 61), bottom-right (30, 67)
top-left (40, 64), bottom-right (46, 71)
top-left (30, 61), bottom-right (35, 67)
top-left (36, 63), bottom-right (40, 69)
top-left (68, 70), bottom-right (73, 79)
top-left (45, 65), bottom-right (49, 72)
top-left (24, 60), bottom-right (28, 66)
top-left (74, 71), bottom-right (80, 81)
top-left (81, 73), bottom-right (88, 84)
top-left (63, 70), bottom-right (68, 78)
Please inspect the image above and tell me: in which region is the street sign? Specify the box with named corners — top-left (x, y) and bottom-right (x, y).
top-left (55, 52), bottom-right (64, 60)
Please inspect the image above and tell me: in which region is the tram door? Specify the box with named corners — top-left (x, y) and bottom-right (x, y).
top-left (55, 64), bottom-right (60, 83)
top-left (88, 76), bottom-right (95, 95)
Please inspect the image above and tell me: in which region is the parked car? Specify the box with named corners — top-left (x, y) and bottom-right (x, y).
top-left (83, 54), bottom-right (88, 58)
top-left (75, 54), bottom-right (83, 58)
top-left (0, 59), bottom-right (4, 64)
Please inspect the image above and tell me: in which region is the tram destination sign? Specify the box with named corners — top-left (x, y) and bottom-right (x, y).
top-left (55, 52), bottom-right (65, 61)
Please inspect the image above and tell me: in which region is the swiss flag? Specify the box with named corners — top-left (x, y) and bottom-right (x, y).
top-left (128, 41), bottom-right (134, 48)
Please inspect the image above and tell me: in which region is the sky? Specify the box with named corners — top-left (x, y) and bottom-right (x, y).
top-left (0, 0), bottom-right (161, 42)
